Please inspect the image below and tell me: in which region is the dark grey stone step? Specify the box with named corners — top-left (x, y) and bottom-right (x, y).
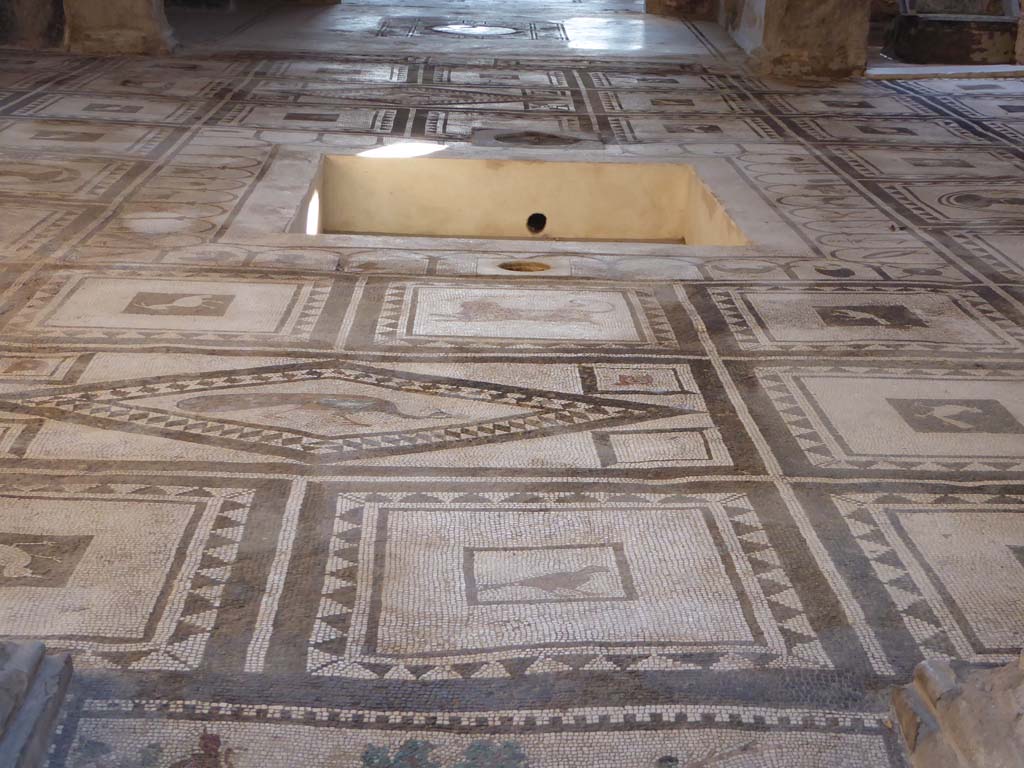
top-left (0, 643), bottom-right (72, 768)
top-left (0, 643), bottom-right (45, 737)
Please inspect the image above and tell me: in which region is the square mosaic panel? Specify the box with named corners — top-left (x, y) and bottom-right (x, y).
top-left (830, 146), bottom-right (1024, 181)
top-left (0, 479), bottom-right (259, 670)
top-left (830, 491), bottom-right (1024, 664)
top-left (343, 279), bottom-right (691, 355)
top-left (3, 93), bottom-right (211, 125)
top-left (938, 95), bottom-right (1024, 120)
top-left (656, 115), bottom-right (786, 142)
top-left (899, 78), bottom-right (1024, 98)
top-left (0, 269), bottom-right (344, 349)
top-left (208, 102), bottom-right (402, 133)
top-left (592, 427), bottom-right (731, 468)
top-left (239, 80), bottom-right (573, 112)
top-left (0, 353), bottom-right (92, 384)
top-left (785, 115), bottom-right (986, 145)
top-left (760, 92), bottom-right (932, 117)
top-left (59, 69), bottom-right (235, 100)
top-left (0, 416), bottom-right (42, 457)
top-left (0, 68), bottom-right (59, 90)
top-left (751, 365), bottom-right (1024, 477)
top-left (299, 489), bottom-right (831, 679)
top-left (421, 110), bottom-right (589, 140)
top-left (704, 285), bottom-right (1024, 355)
top-left (253, 60), bottom-right (413, 82)
top-left (598, 91), bottom-right (753, 115)
top-left (945, 229), bottom-right (1024, 283)
top-left (429, 64), bottom-right (571, 86)
top-left (407, 286), bottom-right (643, 341)
top-left (879, 180), bottom-right (1024, 227)
top-left (725, 151), bottom-right (966, 280)
top-left (0, 201), bottom-right (94, 260)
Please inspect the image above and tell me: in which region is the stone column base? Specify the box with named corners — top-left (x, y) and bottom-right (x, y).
top-left (65, 29), bottom-right (176, 54)
top-left (63, 0), bottom-right (176, 55)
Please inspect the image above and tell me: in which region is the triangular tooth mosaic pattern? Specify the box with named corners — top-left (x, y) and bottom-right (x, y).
top-left (305, 491), bottom-right (833, 679)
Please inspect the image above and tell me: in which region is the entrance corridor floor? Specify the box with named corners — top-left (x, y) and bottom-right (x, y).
top-left (0, 2), bottom-right (1023, 765)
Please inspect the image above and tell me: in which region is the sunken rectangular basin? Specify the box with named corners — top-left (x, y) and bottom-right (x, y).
top-left (318, 156), bottom-right (748, 245)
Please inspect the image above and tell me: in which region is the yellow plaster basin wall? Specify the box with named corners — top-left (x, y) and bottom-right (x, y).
top-left (319, 155), bottom-right (749, 245)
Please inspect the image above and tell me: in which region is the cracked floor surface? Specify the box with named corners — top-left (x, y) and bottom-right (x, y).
top-left (0, 1), bottom-right (1022, 765)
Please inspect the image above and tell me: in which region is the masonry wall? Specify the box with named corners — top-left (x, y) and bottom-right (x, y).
top-left (0, 0), bottom-right (64, 47)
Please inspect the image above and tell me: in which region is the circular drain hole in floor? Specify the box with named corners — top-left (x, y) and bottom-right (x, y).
top-left (431, 24), bottom-right (518, 35)
top-left (493, 131), bottom-right (580, 146)
top-left (498, 260), bottom-right (552, 272)
top-left (527, 212), bottom-right (547, 234)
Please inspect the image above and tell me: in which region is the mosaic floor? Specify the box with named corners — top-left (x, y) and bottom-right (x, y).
top-left (0, 3), bottom-right (1023, 766)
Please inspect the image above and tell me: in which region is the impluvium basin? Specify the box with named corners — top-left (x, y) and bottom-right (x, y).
top-left (313, 155), bottom-right (749, 245)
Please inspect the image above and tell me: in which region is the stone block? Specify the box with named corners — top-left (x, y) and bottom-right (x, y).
top-left (63, 0), bottom-right (176, 55)
top-left (885, 13), bottom-right (1020, 64)
top-left (0, 643), bottom-right (44, 735)
top-left (893, 654), bottom-right (1024, 768)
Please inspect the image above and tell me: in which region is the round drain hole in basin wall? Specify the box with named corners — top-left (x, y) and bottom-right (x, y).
top-left (431, 24), bottom-right (517, 36)
top-left (498, 260), bottom-right (551, 272)
top-left (526, 212), bottom-right (547, 234)
top-left (493, 131), bottom-right (580, 146)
